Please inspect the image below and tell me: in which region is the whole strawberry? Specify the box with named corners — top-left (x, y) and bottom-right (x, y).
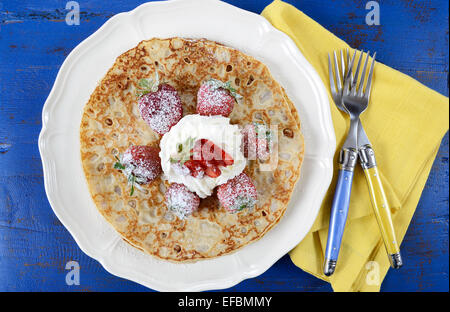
top-left (137, 73), bottom-right (183, 135)
top-left (217, 172), bottom-right (257, 213)
top-left (197, 79), bottom-right (241, 117)
top-left (114, 145), bottom-right (162, 195)
top-left (165, 183), bottom-right (200, 219)
top-left (241, 123), bottom-right (273, 161)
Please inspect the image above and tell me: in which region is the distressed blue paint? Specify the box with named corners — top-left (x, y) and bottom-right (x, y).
top-left (0, 0), bottom-right (448, 292)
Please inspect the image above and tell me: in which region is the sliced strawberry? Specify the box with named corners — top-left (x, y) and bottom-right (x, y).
top-left (199, 139), bottom-right (234, 165)
top-left (204, 165), bottom-right (221, 178)
top-left (173, 139), bottom-right (234, 179)
top-left (183, 160), bottom-right (204, 178)
top-left (221, 149), bottom-right (234, 166)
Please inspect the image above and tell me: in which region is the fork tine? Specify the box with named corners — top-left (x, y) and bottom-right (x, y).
top-left (364, 52), bottom-right (377, 99)
top-left (357, 51), bottom-right (370, 97)
top-left (346, 49), bottom-right (354, 87)
top-left (333, 51), bottom-right (342, 92)
top-left (344, 50), bottom-right (356, 94)
top-left (346, 49), bottom-right (350, 75)
top-left (328, 53), bottom-right (337, 96)
top-left (352, 50), bottom-right (364, 94)
top-left (340, 50), bottom-right (346, 79)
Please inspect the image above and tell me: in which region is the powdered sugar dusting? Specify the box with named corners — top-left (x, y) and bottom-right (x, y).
top-left (217, 172), bottom-right (257, 213)
top-left (159, 114), bottom-right (246, 198)
top-left (165, 183), bottom-right (200, 219)
top-left (171, 162), bottom-right (190, 176)
top-left (122, 145), bottom-right (162, 184)
top-left (138, 84), bottom-right (183, 135)
top-left (241, 123), bottom-right (272, 160)
top-left (197, 80), bottom-right (235, 117)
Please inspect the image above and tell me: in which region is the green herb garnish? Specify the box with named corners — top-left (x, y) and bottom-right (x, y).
top-left (113, 156), bottom-right (125, 170)
top-left (205, 78), bottom-right (242, 100)
top-left (135, 71), bottom-right (160, 97)
top-left (170, 137), bottom-right (195, 165)
top-left (128, 174), bottom-right (136, 196)
top-left (113, 154), bottom-right (138, 196)
top-left (114, 162), bottom-right (125, 170)
top-left (253, 122), bottom-right (274, 151)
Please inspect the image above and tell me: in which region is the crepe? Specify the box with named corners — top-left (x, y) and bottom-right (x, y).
top-left (80, 38), bottom-right (304, 261)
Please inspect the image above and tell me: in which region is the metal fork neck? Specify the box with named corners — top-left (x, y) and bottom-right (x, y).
top-left (359, 144), bottom-right (377, 169)
top-left (343, 116), bottom-right (359, 149)
top-left (339, 148), bottom-right (358, 171)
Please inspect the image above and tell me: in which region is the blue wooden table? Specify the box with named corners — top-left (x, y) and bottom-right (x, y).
top-left (0, 0), bottom-right (448, 292)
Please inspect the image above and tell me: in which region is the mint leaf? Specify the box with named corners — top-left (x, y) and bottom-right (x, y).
top-left (170, 137), bottom-right (195, 165)
top-left (114, 162), bottom-right (125, 170)
top-left (136, 72), bottom-right (160, 98)
top-left (129, 175), bottom-right (135, 196)
top-left (205, 79), bottom-right (242, 100)
top-left (138, 78), bottom-right (150, 89)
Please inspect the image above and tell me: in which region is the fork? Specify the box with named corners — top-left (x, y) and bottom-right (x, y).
top-left (342, 50), bottom-right (403, 269)
top-left (329, 50), bottom-right (371, 148)
top-left (323, 51), bottom-right (359, 276)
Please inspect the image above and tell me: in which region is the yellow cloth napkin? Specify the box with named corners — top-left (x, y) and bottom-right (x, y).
top-left (262, 0), bottom-right (449, 291)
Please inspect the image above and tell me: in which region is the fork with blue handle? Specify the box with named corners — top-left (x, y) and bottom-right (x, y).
top-left (324, 50), bottom-right (403, 276)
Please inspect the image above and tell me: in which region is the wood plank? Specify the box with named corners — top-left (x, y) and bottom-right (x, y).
top-left (0, 0), bottom-right (447, 291)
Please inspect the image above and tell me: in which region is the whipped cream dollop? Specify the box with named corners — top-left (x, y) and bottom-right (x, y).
top-left (159, 114), bottom-right (246, 198)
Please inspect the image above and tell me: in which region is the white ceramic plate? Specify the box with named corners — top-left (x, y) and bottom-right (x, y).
top-left (38, 0), bottom-right (335, 291)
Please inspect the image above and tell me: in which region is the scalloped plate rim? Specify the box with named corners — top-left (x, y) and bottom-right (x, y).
top-left (38, 0), bottom-right (336, 291)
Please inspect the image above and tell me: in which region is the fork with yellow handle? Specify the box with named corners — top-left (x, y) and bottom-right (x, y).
top-left (359, 142), bottom-right (402, 268)
top-left (342, 50), bottom-right (403, 269)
